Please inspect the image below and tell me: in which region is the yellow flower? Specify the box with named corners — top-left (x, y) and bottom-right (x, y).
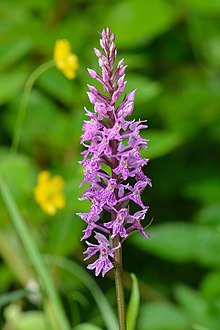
top-left (54, 39), bottom-right (79, 79)
top-left (34, 171), bottom-right (65, 215)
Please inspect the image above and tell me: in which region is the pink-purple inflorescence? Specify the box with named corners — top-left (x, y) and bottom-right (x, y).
top-left (77, 28), bottom-right (152, 277)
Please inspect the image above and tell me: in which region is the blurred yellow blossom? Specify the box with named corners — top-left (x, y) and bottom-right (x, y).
top-left (54, 39), bottom-right (79, 79)
top-left (34, 171), bottom-right (65, 215)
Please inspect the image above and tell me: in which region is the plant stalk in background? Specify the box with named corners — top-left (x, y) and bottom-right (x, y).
top-left (0, 177), bottom-right (71, 330)
top-left (78, 28), bottom-right (152, 329)
top-left (11, 39), bottom-right (78, 155)
top-left (10, 60), bottom-right (54, 155)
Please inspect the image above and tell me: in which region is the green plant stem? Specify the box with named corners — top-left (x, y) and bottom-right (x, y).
top-left (0, 232), bottom-right (34, 286)
top-left (0, 176), bottom-right (71, 330)
top-left (113, 234), bottom-right (127, 330)
top-left (43, 254), bottom-right (118, 330)
top-left (10, 59), bottom-right (55, 155)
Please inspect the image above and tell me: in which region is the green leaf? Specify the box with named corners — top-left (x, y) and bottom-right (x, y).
top-left (37, 68), bottom-right (82, 106)
top-left (201, 271), bottom-right (220, 300)
top-left (130, 222), bottom-right (220, 267)
top-left (183, 178), bottom-right (220, 204)
top-left (131, 222), bottom-right (193, 262)
top-left (142, 130), bottom-right (183, 159)
top-left (138, 301), bottom-right (190, 330)
top-left (0, 152), bottom-right (36, 208)
top-left (104, 0), bottom-right (177, 47)
top-left (4, 305), bottom-right (51, 330)
top-left (0, 38), bottom-right (32, 70)
top-left (0, 289), bottom-right (28, 307)
top-left (194, 203), bottom-right (220, 226)
top-left (16, 312), bottom-right (49, 330)
top-left (126, 273), bottom-right (140, 330)
top-left (0, 231), bottom-right (34, 286)
top-left (192, 324), bottom-right (211, 330)
top-left (5, 91), bottom-right (84, 151)
top-left (154, 74), bottom-right (220, 136)
top-left (0, 72), bottom-right (27, 105)
top-left (46, 213), bottom-right (83, 255)
top-left (174, 284), bottom-right (209, 322)
top-left (72, 324), bottom-right (103, 330)
top-left (186, 0), bottom-right (220, 14)
top-left (126, 74), bottom-right (162, 104)
top-left (0, 264), bottom-right (14, 289)
top-left (17, 0), bottom-right (55, 14)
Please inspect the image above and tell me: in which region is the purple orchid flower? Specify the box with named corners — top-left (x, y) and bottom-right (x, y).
top-left (78, 27), bottom-right (152, 277)
top-left (84, 232), bottom-right (120, 277)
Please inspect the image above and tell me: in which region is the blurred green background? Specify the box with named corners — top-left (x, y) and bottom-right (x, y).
top-left (1, 0), bottom-right (220, 329)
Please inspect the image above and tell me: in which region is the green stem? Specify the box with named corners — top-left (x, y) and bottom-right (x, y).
top-left (10, 59), bottom-right (55, 155)
top-left (113, 234), bottom-right (127, 330)
top-left (0, 176), bottom-right (71, 330)
top-left (0, 232), bottom-right (34, 286)
top-left (43, 254), bottom-right (118, 330)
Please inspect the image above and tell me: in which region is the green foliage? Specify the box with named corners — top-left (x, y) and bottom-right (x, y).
top-left (0, 290), bottom-right (29, 308)
top-left (0, 153), bottom-right (36, 201)
top-left (73, 324), bottom-right (103, 330)
top-left (1, 0), bottom-right (220, 329)
top-left (4, 305), bottom-right (50, 330)
top-left (105, 0), bottom-right (177, 47)
top-left (0, 38), bottom-right (32, 70)
top-left (37, 69), bottom-right (82, 107)
top-left (174, 284), bottom-right (209, 324)
top-left (0, 72), bottom-right (27, 105)
top-left (142, 130), bottom-right (183, 159)
top-left (131, 222), bottom-right (220, 266)
top-left (126, 273), bottom-right (140, 330)
top-left (0, 178), bottom-right (71, 330)
top-left (43, 255), bottom-right (118, 330)
top-left (138, 301), bottom-right (190, 330)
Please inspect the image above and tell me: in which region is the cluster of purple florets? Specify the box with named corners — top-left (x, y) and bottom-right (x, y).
top-left (78, 28), bottom-right (152, 277)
